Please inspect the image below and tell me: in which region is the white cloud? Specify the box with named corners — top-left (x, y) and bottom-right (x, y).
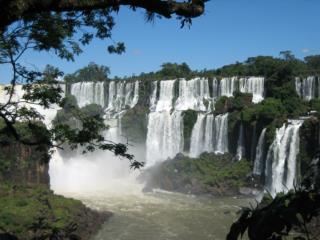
top-left (301, 48), bottom-right (310, 53)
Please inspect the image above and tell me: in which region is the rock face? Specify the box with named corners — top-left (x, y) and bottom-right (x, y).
top-left (0, 142), bottom-right (50, 185)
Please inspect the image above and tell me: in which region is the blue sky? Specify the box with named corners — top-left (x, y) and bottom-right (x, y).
top-left (1, 0), bottom-right (320, 83)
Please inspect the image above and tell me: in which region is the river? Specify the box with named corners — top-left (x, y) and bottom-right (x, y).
top-left (61, 190), bottom-right (252, 240)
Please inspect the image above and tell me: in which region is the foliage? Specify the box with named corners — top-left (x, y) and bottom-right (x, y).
top-left (159, 62), bottom-right (192, 79)
top-left (227, 189), bottom-right (320, 240)
top-left (0, 183), bottom-right (108, 240)
top-left (214, 96), bottom-right (231, 114)
top-left (182, 110), bottom-right (198, 150)
top-left (214, 92), bottom-right (252, 114)
top-left (0, 0), bottom-right (206, 167)
top-left (118, 62), bottom-right (197, 81)
top-left (241, 98), bottom-right (286, 124)
top-left (145, 153), bottom-right (252, 194)
top-left (304, 55), bottom-right (320, 72)
top-left (64, 62), bottom-right (110, 83)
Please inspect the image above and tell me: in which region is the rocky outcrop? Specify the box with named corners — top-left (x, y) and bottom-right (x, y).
top-left (0, 142), bottom-right (50, 185)
top-left (141, 153), bottom-right (256, 196)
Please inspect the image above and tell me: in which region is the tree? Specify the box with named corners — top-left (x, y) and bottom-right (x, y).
top-left (304, 55), bottom-right (320, 71)
top-left (0, 0), bottom-right (207, 167)
top-left (280, 50), bottom-right (295, 61)
top-left (65, 63), bottom-right (110, 83)
top-left (159, 62), bottom-right (192, 78)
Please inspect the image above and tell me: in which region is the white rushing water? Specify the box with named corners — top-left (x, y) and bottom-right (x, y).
top-left (189, 114), bottom-right (206, 157)
top-left (175, 78), bottom-right (211, 112)
top-left (189, 113), bottom-right (229, 157)
top-left (106, 81), bottom-right (140, 114)
top-left (70, 80), bottom-right (140, 115)
top-left (146, 80), bottom-right (184, 165)
top-left (146, 111), bottom-right (183, 166)
top-left (214, 113), bottom-right (229, 154)
top-left (295, 76), bottom-right (319, 100)
top-left (236, 122), bottom-right (245, 160)
top-left (155, 80), bottom-right (176, 112)
top-left (218, 77), bottom-right (265, 103)
top-left (265, 120), bottom-right (303, 197)
top-left (253, 128), bottom-right (266, 176)
top-left (70, 81), bottom-right (105, 108)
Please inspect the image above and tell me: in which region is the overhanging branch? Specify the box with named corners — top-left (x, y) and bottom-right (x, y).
top-left (0, 0), bottom-right (206, 30)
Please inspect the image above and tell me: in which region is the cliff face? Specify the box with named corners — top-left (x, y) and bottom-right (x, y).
top-left (0, 122), bottom-right (110, 240)
top-left (0, 143), bottom-right (50, 185)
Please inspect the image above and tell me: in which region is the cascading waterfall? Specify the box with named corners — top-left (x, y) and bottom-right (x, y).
top-left (175, 78), bottom-right (211, 112)
top-left (236, 122), bottom-right (245, 160)
top-left (149, 81), bottom-right (158, 111)
top-left (295, 76), bottom-right (319, 100)
top-left (203, 114), bottom-right (214, 152)
top-left (212, 78), bottom-right (219, 99)
top-left (189, 114), bottom-right (206, 157)
top-left (219, 77), bottom-right (238, 97)
top-left (105, 80), bottom-right (140, 115)
top-left (189, 113), bottom-right (229, 157)
top-left (253, 128), bottom-right (266, 176)
top-left (217, 77), bottom-right (265, 103)
top-left (145, 111), bottom-right (183, 166)
top-left (265, 120), bottom-right (303, 197)
top-left (145, 80), bottom-right (185, 165)
top-left (155, 80), bottom-right (176, 111)
top-left (214, 113), bottom-right (229, 154)
top-left (70, 81), bottom-right (105, 108)
top-left (239, 77), bottom-right (265, 103)
top-left (70, 80), bottom-right (139, 114)
top-left (1, 75), bottom-right (309, 198)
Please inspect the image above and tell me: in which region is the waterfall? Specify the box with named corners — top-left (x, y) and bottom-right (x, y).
top-left (265, 120), bottom-right (303, 196)
top-left (70, 81), bottom-right (105, 108)
top-left (217, 77), bottom-right (264, 103)
top-left (106, 81), bottom-right (140, 113)
top-left (203, 114), bottom-right (214, 153)
top-left (220, 77), bottom-right (238, 97)
top-left (189, 114), bottom-right (206, 157)
top-left (295, 76), bottom-right (318, 100)
top-left (236, 122), bottom-right (245, 160)
top-left (145, 111), bottom-right (183, 166)
top-left (155, 80), bottom-right (176, 111)
top-left (239, 77), bottom-right (264, 103)
top-left (131, 81), bottom-right (140, 107)
top-left (212, 78), bottom-right (219, 99)
top-left (214, 113), bottom-right (229, 153)
top-left (253, 128), bottom-right (266, 176)
top-left (175, 78), bottom-right (210, 112)
top-left (149, 81), bottom-right (158, 111)
top-left (188, 113), bottom-right (228, 158)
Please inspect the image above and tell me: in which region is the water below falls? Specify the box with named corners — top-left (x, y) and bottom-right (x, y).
top-left (62, 190), bottom-right (252, 240)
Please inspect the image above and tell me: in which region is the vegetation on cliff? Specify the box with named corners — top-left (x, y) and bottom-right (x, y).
top-left (182, 110), bottom-right (198, 151)
top-left (0, 183), bottom-right (111, 240)
top-left (142, 153), bottom-right (252, 196)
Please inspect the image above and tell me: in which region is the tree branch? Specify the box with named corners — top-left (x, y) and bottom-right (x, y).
top-left (0, 0), bottom-right (205, 30)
